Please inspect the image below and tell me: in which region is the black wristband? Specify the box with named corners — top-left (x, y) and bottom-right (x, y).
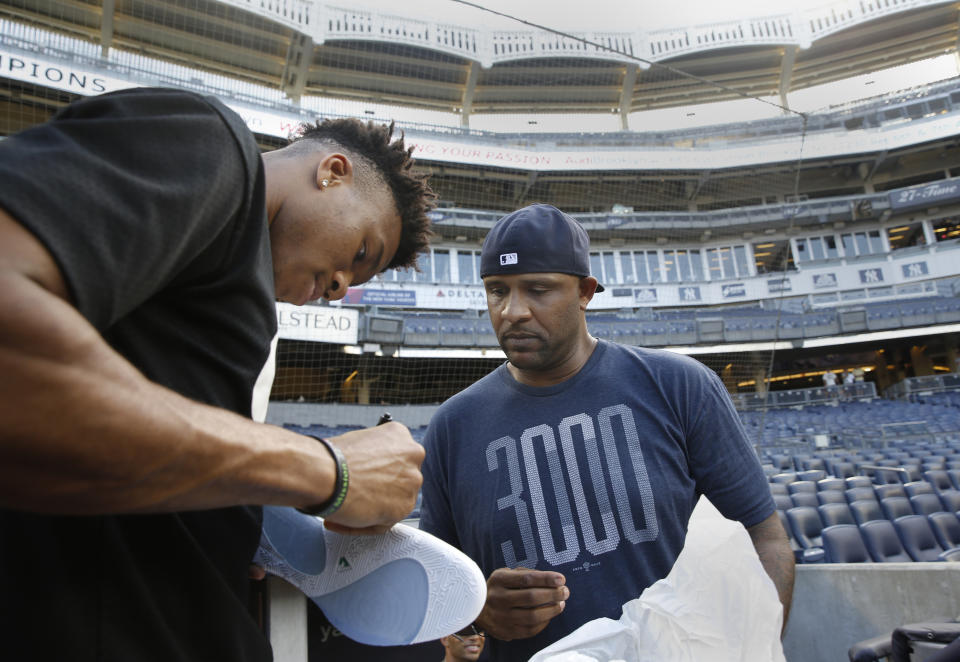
top-left (297, 436), bottom-right (349, 518)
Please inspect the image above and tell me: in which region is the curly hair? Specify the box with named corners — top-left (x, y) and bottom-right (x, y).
top-left (290, 118), bottom-right (435, 270)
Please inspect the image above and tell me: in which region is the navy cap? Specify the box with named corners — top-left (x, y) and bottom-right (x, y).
top-left (480, 204), bottom-right (605, 292)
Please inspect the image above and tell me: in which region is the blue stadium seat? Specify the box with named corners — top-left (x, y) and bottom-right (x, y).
top-left (773, 494), bottom-right (794, 512)
top-left (893, 515), bottom-right (946, 562)
top-left (819, 502), bottom-right (856, 527)
top-left (817, 478), bottom-right (846, 492)
top-left (846, 476), bottom-right (874, 489)
top-left (786, 506), bottom-right (826, 551)
top-left (928, 512), bottom-right (960, 551)
top-left (846, 487), bottom-right (878, 504)
top-left (831, 462), bottom-right (857, 479)
top-left (791, 492), bottom-right (820, 509)
top-left (788, 481), bottom-right (817, 495)
top-left (817, 490), bottom-right (848, 505)
top-left (910, 493), bottom-right (945, 516)
top-left (925, 469), bottom-right (955, 492)
top-left (799, 464), bottom-right (827, 477)
top-left (770, 472), bottom-right (798, 484)
top-left (904, 481), bottom-right (935, 498)
top-left (874, 484), bottom-right (906, 500)
top-left (777, 509), bottom-right (807, 563)
top-left (438, 318), bottom-right (477, 347)
top-left (822, 524), bottom-right (871, 563)
top-left (860, 520), bottom-right (913, 563)
top-left (949, 470), bottom-right (960, 491)
top-left (768, 482), bottom-right (789, 495)
top-left (939, 490), bottom-right (960, 513)
top-left (850, 499), bottom-right (884, 526)
top-left (880, 496), bottom-right (914, 521)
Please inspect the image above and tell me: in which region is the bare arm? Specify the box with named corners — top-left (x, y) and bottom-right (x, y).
top-left (0, 209), bottom-right (422, 528)
top-left (747, 510), bottom-right (796, 635)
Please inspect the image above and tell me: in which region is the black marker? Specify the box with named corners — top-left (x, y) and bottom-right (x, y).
top-left (377, 412), bottom-right (393, 426)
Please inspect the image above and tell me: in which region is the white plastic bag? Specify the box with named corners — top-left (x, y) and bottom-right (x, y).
top-left (530, 497), bottom-right (786, 662)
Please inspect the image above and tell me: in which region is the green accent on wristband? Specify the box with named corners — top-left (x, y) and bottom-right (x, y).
top-left (297, 436), bottom-right (349, 518)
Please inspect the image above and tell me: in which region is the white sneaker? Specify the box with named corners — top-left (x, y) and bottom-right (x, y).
top-left (254, 506), bottom-right (487, 646)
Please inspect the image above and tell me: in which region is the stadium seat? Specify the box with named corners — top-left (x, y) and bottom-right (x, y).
top-left (872, 467), bottom-right (906, 485)
top-left (904, 481), bottom-right (935, 497)
top-left (900, 465), bottom-right (923, 483)
top-left (817, 478), bottom-right (846, 491)
top-left (831, 462), bottom-right (856, 479)
top-left (949, 470), bottom-right (960, 491)
top-left (821, 524), bottom-right (871, 563)
top-left (846, 487), bottom-right (878, 504)
top-left (849, 620), bottom-right (960, 662)
top-left (773, 494), bottom-right (794, 512)
top-left (797, 469), bottom-right (827, 482)
top-left (770, 472), bottom-right (798, 484)
top-left (817, 490), bottom-right (847, 505)
top-left (791, 492), bottom-right (820, 509)
top-left (860, 520), bottom-right (913, 563)
top-left (874, 484), bottom-right (906, 500)
top-left (769, 454), bottom-right (792, 471)
top-left (768, 482), bottom-right (789, 495)
top-left (786, 506), bottom-right (826, 551)
top-left (845, 476), bottom-right (873, 489)
top-left (893, 515), bottom-right (946, 562)
top-left (787, 481), bottom-right (817, 495)
top-left (819, 503), bottom-right (856, 527)
top-left (941, 548), bottom-right (960, 562)
top-left (910, 493), bottom-right (946, 516)
top-left (850, 499), bottom-right (885, 526)
top-left (939, 490), bottom-right (960, 513)
top-left (925, 469), bottom-right (955, 493)
top-left (928, 512), bottom-right (960, 550)
top-left (880, 496), bottom-right (914, 521)
top-left (776, 509), bottom-right (808, 563)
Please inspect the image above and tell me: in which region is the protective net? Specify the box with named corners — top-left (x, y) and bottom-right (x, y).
top-left (2, 0), bottom-right (960, 451)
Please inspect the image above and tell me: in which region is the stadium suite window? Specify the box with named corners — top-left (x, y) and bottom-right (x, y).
top-left (935, 217), bottom-right (960, 241)
top-left (590, 253), bottom-right (603, 283)
top-left (662, 252), bottom-right (679, 282)
top-left (707, 246), bottom-right (746, 279)
top-left (602, 252), bottom-right (616, 284)
top-left (434, 250), bottom-right (450, 283)
top-left (887, 222), bottom-right (925, 250)
top-left (647, 251), bottom-right (662, 283)
top-left (457, 251), bottom-right (475, 284)
top-left (841, 230), bottom-right (884, 257)
top-left (632, 251), bottom-right (650, 283)
top-left (620, 252), bottom-right (636, 283)
top-left (589, 251), bottom-right (619, 283)
top-left (752, 239), bottom-right (795, 274)
top-left (795, 235), bottom-right (839, 262)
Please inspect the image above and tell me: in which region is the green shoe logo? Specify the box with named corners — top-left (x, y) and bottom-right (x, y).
top-left (337, 556), bottom-right (351, 571)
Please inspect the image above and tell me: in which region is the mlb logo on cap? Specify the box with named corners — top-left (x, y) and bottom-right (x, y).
top-left (500, 253), bottom-right (518, 266)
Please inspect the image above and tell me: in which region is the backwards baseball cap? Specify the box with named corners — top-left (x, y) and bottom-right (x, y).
top-left (480, 204), bottom-right (605, 292)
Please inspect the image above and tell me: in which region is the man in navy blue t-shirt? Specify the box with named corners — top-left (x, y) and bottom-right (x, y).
top-left (420, 204), bottom-right (795, 662)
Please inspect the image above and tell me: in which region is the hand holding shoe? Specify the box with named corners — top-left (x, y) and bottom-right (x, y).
top-left (321, 422), bottom-right (424, 535)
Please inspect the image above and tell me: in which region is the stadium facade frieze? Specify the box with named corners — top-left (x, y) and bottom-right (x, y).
top-left (215, 0), bottom-right (951, 68)
top-left (4, 42), bottom-right (960, 172)
top-left (326, 247), bottom-right (960, 312)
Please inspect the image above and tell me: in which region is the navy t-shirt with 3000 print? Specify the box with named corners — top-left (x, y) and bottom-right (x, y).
top-left (419, 340), bottom-right (774, 662)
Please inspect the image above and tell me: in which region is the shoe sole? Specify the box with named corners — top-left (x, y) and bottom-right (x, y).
top-left (254, 506), bottom-right (486, 646)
